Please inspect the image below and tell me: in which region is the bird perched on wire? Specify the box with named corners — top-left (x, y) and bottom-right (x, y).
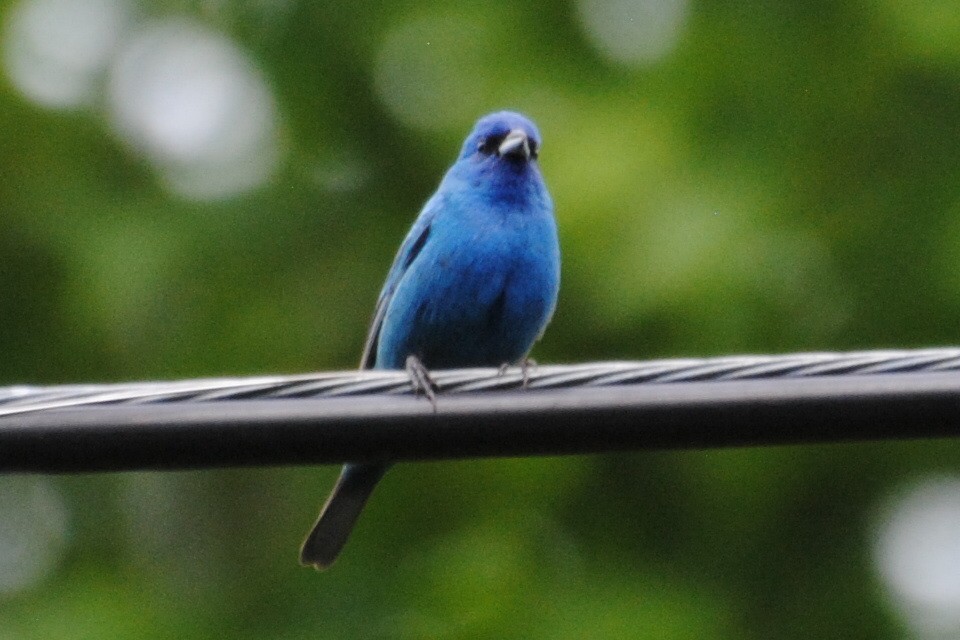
top-left (299, 111), bottom-right (561, 570)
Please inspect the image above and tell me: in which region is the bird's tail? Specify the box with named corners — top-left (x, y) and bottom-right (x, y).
top-left (299, 463), bottom-right (389, 570)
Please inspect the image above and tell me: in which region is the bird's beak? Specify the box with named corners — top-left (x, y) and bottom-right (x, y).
top-left (498, 129), bottom-right (531, 160)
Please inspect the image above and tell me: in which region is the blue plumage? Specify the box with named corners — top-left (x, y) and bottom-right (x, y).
top-left (300, 111), bottom-right (560, 569)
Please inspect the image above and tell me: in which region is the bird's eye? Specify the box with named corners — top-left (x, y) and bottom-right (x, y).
top-left (477, 134), bottom-right (505, 155)
top-left (528, 139), bottom-right (539, 159)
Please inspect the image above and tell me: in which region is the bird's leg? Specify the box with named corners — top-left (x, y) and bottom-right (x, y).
top-left (405, 355), bottom-right (438, 407)
top-left (520, 357), bottom-right (537, 388)
top-left (498, 358), bottom-right (538, 388)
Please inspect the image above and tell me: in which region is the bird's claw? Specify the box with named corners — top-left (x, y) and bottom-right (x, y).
top-left (498, 358), bottom-right (538, 388)
top-left (405, 355), bottom-right (439, 408)
top-left (520, 357), bottom-right (537, 388)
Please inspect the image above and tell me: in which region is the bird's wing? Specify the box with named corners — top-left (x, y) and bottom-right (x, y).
top-left (359, 197), bottom-right (440, 369)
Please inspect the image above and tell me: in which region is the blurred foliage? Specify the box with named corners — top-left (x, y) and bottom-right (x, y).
top-left (1, 0), bottom-right (960, 638)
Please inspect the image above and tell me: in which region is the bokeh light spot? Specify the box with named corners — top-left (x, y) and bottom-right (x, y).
top-left (576, 0), bottom-right (688, 65)
top-left (107, 19), bottom-right (280, 200)
top-left (3, 0), bottom-right (131, 108)
top-left (874, 476), bottom-right (960, 638)
top-left (0, 477), bottom-right (68, 595)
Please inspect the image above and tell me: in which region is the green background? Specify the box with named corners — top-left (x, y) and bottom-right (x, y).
top-left (2, 0), bottom-right (960, 637)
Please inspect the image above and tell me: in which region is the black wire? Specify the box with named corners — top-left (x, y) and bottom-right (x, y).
top-left (1, 348), bottom-right (959, 473)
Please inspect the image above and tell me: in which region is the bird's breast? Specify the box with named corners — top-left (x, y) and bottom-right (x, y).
top-left (376, 196), bottom-right (559, 369)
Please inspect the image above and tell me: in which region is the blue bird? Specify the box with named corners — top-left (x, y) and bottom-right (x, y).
top-left (299, 111), bottom-right (561, 569)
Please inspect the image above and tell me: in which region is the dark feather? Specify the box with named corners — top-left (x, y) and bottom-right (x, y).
top-left (359, 223), bottom-right (432, 369)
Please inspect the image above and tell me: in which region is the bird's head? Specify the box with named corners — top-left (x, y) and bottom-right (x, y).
top-left (444, 111), bottom-right (549, 208)
top-left (458, 111), bottom-right (542, 167)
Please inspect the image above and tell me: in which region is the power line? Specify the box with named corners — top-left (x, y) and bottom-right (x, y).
top-left (1, 348), bottom-right (959, 473)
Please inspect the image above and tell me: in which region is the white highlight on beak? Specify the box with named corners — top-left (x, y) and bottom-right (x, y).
top-left (498, 129), bottom-right (530, 160)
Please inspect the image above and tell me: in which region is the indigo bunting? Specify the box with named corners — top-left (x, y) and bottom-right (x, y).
top-left (300, 111), bottom-right (560, 569)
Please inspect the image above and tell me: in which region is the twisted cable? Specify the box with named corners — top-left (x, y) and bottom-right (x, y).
top-left (1, 348), bottom-right (959, 472)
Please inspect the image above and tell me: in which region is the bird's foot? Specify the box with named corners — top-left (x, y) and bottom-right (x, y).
top-left (498, 358), bottom-right (538, 388)
top-left (405, 355), bottom-right (439, 408)
top-left (520, 357), bottom-right (538, 388)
